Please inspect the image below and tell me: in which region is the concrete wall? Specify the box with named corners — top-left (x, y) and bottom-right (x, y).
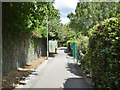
top-left (2, 35), bottom-right (47, 76)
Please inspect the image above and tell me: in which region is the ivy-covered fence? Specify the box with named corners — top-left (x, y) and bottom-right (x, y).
top-left (2, 2), bottom-right (58, 76)
top-left (2, 34), bottom-right (47, 76)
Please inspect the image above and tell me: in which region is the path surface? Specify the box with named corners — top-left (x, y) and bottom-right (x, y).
top-left (16, 47), bottom-right (89, 88)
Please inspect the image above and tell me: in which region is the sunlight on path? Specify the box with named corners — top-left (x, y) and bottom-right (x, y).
top-left (16, 47), bottom-right (89, 88)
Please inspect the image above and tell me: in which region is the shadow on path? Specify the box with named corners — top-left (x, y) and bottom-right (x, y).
top-left (64, 49), bottom-right (68, 53)
top-left (66, 63), bottom-right (81, 76)
top-left (63, 78), bottom-right (90, 88)
top-left (49, 52), bottom-right (58, 57)
top-left (64, 63), bottom-right (90, 88)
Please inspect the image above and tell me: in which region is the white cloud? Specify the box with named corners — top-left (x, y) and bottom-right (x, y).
top-left (54, 0), bottom-right (79, 9)
top-left (63, 0), bottom-right (79, 9)
top-left (53, 0), bottom-right (79, 24)
top-left (60, 17), bottom-right (70, 24)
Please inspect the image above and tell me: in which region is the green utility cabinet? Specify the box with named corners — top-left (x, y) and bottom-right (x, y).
top-left (71, 42), bottom-right (78, 63)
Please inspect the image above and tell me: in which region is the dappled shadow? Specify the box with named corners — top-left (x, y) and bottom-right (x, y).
top-left (63, 78), bottom-right (90, 88)
top-left (66, 63), bottom-right (82, 76)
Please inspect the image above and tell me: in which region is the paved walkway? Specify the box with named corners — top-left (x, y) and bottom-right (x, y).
top-left (16, 47), bottom-right (89, 88)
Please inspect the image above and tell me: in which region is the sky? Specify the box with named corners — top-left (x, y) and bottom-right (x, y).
top-left (53, 0), bottom-right (79, 24)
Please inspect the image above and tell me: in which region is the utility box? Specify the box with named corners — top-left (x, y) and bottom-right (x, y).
top-left (71, 42), bottom-right (78, 63)
top-left (49, 40), bottom-right (57, 53)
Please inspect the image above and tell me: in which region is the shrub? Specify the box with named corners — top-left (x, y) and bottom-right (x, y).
top-left (76, 35), bottom-right (89, 73)
top-left (88, 17), bottom-right (120, 88)
top-left (66, 40), bottom-right (76, 56)
top-left (66, 33), bottom-right (90, 74)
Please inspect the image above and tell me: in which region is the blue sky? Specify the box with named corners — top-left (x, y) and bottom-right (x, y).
top-left (53, 0), bottom-right (79, 24)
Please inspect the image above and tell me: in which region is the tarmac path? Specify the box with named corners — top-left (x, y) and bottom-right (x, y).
top-left (16, 47), bottom-right (89, 88)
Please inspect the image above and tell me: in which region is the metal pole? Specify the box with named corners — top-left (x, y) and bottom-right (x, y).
top-left (0, 2), bottom-right (2, 89)
top-left (47, 10), bottom-right (49, 60)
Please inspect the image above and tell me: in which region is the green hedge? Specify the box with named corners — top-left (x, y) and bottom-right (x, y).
top-left (88, 17), bottom-right (120, 88)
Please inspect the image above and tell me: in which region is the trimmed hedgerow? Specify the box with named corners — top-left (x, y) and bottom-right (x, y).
top-left (88, 17), bottom-right (120, 88)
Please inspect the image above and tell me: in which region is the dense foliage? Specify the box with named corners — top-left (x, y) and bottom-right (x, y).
top-left (3, 2), bottom-right (45, 36)
top-left (2, 2), bottom-right (63, 40)
top-left (67, 1), bottom-right (120, 88)
top-left (66, 33), bottom-right (89, 72)
top-left (2, 1), bottom-right (120, 88)
top-left (67, 16), bottom-right (120, 88)
top-left (67, 1), bottom-right (120, 36)
top-left (58, 24), bottom-right (76, 46)
top-left (76, 34), bottom-right (89, 72)
top-left (88, 17), bottom-right (120, 88)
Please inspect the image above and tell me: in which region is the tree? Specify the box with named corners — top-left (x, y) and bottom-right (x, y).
top-left (2, 2), bottom-right (62, 39)
top-left (67, 1), bottom-right (120, 36)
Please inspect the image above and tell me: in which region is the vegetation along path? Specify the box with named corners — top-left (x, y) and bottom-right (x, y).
top-left (16, 47), bottom-right (89, 88)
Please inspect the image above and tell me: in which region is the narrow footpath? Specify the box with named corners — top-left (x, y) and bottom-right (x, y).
top-left (16, 47), bottom-right (89, 88)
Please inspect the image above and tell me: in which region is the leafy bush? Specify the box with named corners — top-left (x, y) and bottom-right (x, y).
top-left (88, 17), bottom-right (120, 88)
top-left (66, 41), bottom-right (71, 53)
top-left (66, 40), bottom-right (75, 55)
top-left (66, 33), bottom-right (90, 73)
top-left (76, 34), bottom-right (89, 73)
